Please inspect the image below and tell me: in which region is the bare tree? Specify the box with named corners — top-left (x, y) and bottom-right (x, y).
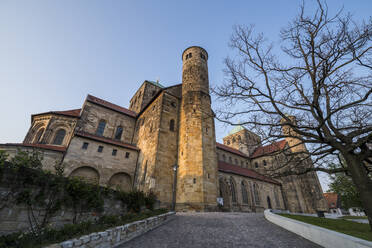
top-left (213, 0), bottom-right (372, 229)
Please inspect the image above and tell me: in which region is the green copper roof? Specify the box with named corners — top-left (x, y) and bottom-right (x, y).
top-left (228, 125), bottom-right (246, 135)
top-left (146, 80), bottom-right (164, 88)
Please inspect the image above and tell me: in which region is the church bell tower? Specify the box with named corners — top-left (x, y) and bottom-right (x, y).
top-left (176, 46), bottom-right (218, 211)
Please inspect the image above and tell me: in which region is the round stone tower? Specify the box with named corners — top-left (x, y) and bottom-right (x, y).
top-left (176, 46), bottom-right (218, 211)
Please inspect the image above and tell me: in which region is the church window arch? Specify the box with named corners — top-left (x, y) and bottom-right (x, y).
top-left (241, 181), bottom-right (249, 204)
top-left (114, 126), bottom-right (123, 140)
top-left (230, 178), bottom-right (237, 203)
top-left (274, 189), bottom-right (280, 208)
top-left (169, 119), bottom-right (175, 131)
top-left (96, 120), bottom-right (106, 136)
top-left (253, 183), bottom-right (260, 205)
top-left (34, 128), bottom-right (45, 144)
top-left (52, 129), bottom-right (66, 145)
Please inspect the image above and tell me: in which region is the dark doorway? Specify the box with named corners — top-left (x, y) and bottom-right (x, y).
top-left (267, 196), bottom-right (272, 209)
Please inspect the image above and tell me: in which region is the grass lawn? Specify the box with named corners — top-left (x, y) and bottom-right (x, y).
top-left (278, 214), bottom-right (372, 242)
top-left (338, 216), bottom-right (368, 220)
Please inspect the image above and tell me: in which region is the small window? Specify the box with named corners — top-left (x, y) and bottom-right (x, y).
top-left (125, 152), bottom-right (130, 158)
top-left (96, 120), bottom-right (106, 136)
top-left (235, 158), bottom-right (238, 165)
top-left (222, 154), bottom-right (226, 161)
top-left (263, 160), bottom-right (267, 166)
top-left (193, 178), bottom-right (196, 184)
top-left (200, 53), bottom-right (206, 60)
top-left (82, 142), bottom-right (89, 150)
top-left (170, 119), bottom-right (175, 132)
top-left (152, 90), bottom-right (156, 96)
top-left (255, 162), bottom-right (259, 168)
top-left (189, 53), bottom-right (192, 58)
top-left (112, 149), bottom-right (117, 156)
top-left (171, 101), bottom-right (176, 108)
top-left (229, 157), bottom-right (232, 163)
top-left (98, 146), bottom-right (103, 153)
top-left (241, 161), bottom-right (244, 167)
top-left (114, 126), bottom-right (123, 140)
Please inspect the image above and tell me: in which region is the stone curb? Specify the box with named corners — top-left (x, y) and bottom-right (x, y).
top-left (264, 209), bottom-right (372, 248)
top-left (44, 211), bottom-right (176, 248)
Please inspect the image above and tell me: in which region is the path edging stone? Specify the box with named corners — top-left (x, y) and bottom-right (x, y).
top-left (264, 209), bottom-right (372, 248)
top-left (44, 211), bottom-right (175, 248)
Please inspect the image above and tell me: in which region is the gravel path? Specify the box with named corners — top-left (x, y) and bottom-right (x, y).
top-left (120, 212), bottom-right (321, 248)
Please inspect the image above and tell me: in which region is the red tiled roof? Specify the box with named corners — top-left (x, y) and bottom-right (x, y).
top-left (218, 161), bottom-right (281, 185)
top-left (32, 109), bottom-right (81, 118)
top-left (74, 131), bottom-right (139, 151)
top-left (86, 94), bottom-right (137, 118)
top-left (2, 143), bottom-right (66, 152)
top-left (216, 142), bottom-right (248, 158)
top-left (323, 193), bottom-right (339, 209)
top-left (250, 140), bottom-right (287, 158)
top-left (54, 109), bottom-right (81, 117)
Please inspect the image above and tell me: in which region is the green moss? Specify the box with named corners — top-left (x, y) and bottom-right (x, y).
top-left (278, 214), bottom-right (372, 242)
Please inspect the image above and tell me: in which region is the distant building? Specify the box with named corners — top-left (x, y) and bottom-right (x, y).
top-left (0, 46), bottom-right (328, 213)
top-left (323, 193), bottom-right (342, 215)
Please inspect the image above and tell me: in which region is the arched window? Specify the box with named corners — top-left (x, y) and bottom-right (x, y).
top-left (169, 119), bottom-right (175, 131)
top-left (34, 128), bottom-right (45, 143)
top-left (114, 126), bottom-right (123, 140)
top-left (53, 129), bottom-right (66, 145)
top-left (230, 178), bottom-right (237, 203)
top-left (222, 154), bottom-right (226, 161)
top-left (263, 160), bottom-right (267, 166)
top-left (241, 181), bottom-right (249, 204)
top-left (274, 189), bottom-right (280, 208)
top-left (96, 120), bottom-right (106, 136)
top-left (235, 158), bottom-right (238, 165)
top-left (253, 183), bottom-right (260, 205)
top-left (255, 162), bottom-right (259, 168)
top-left (229, 157), bottom-right (232, 163)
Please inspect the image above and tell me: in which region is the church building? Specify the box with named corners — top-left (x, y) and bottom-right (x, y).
top-left (0, 46), bottom-right (328, 213)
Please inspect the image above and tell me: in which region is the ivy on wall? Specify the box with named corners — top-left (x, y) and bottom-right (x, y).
top-left (0, 149), bottom-right (157, 237)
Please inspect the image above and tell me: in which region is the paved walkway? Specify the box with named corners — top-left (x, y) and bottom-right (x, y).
top-left (121, 212), bottom-right (321, 248)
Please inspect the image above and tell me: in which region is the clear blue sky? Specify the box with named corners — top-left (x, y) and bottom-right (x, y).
top-left (1, 0), bottom-right (371, 189)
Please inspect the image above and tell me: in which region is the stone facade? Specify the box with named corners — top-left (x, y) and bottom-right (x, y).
top-left (0, 46), bottom-right (327, 213)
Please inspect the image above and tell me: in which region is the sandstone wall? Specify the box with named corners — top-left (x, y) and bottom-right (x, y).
top-left (63, 136), bottom-right (138, 191)
top-left (218, 172), bottom-right (285, 212)
top-left (0, 144), bottom-right (64, 171)
top-left (76, 101), bottom-right (136, 144)
top-left (129, 81), bottom-right (162, 113)
top-left (216, 148), bottom-right (250, 169)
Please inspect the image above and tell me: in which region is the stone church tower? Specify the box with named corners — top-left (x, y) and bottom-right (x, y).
top-left (176, 46), bottom-right (218, 211)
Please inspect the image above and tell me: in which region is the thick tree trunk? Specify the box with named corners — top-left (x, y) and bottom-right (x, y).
top-left (342, 152), bottom-right (372, 231)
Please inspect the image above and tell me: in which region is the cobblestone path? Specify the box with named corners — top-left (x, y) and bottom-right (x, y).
top-left (121, 212), bottom-right (321, 248)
